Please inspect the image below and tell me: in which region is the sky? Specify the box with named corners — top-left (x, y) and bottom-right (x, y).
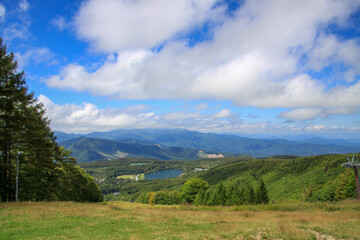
top-left (1, 0), bottom-right (360, 138)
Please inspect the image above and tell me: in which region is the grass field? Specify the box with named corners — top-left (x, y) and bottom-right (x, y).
top-left (1, 201), bottom-right (360, 240)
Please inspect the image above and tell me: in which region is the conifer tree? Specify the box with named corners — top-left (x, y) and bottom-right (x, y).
top-left (244, 185), bottom-right (255, 204)
top-left (202, 189), bottom-right (210, 205)
top-left (227, 183), bottom-right (241, 206)
top-left (0, 38), bottom-right (102, 202)
top-left (193, 189), bottom-right (205, 205)
top-left (255, 179), bottom-right (269, 204)
top-left (0, 38), bottom-right (32, 201)
top-left (216, 182), bottom-right (227, 205)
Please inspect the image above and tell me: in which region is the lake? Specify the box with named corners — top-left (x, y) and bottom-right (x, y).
top-left (145, 169), bottom-right (183, 180)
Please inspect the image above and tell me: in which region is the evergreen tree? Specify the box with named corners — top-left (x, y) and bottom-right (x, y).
top-left (0, 38), bottom-right (102, 202)
top-left (202, 189), bottom-right (211, 206)
top-left (255, 179), bottom-right (269, 204)
top-left (207, 187), bottom-right (218, 206)
top-left (227, 183), bottom-right (241, 206)
top-left (243, 185), bottom-right (255, 204)
top-left (216, 182), bottom-right (227, 205)
top-left (193, 189), bottom-right (205, 205)
top-left (0, 38), bottom-right (32, 201)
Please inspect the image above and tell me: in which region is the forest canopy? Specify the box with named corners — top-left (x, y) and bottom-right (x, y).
top-left (0, 38), bottom-right (103, 202)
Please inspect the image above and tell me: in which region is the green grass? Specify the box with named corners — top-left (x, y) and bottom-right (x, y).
top-left (1, 200), bottom-right (360, 239)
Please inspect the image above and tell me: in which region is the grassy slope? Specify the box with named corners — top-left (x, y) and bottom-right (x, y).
top-left (1, 201), bottom-right (360, 240)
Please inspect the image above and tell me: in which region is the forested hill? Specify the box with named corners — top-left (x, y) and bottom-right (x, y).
top-left (197, 154), bottom-right (356, 202)
top-left (56, 129), bottom-right (360, 158)
top-left (60, 137), bottom-right (234, 162)
top-left (82, 154), bottom-right (357, 204)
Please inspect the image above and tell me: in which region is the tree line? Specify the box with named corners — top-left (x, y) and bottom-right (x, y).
top-left (138, 177), bottom-right (269, 206)
top-left (0, 38), bottom-right (103, 202)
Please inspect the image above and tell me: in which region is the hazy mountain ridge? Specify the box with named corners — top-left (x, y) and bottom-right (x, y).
top-left (60, 137), bottom-right (233, 162)
top-left (55, 129), bottom-right (360, 161)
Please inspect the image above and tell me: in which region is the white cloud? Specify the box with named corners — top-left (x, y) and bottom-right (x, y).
top-left (46, 0), bottom-right (360, 121)
top-left (3, 23), bottom-right (29, 41)
top-left (0, 3), bottom-right (5, 22)
top-left (211, 109), bottom-right (232, 119)
top-left (47, 50), bottom-right (150, 97)
top-left (15, 47), bottom-right (57, 68)
top-left (307, 34), bottom-right (360, 82)
top-left (2, 0), bottom-right (32, 42)
top-left (279, 107), bottom-right (359, 121)
top-left (19, 0), bottom-right (29, 12)
top-left (38, 95), bottom-right (144, 133)
top-left (38, 95), bottom-right (241, 134)
top-left (75, 0), bottom-right (222, 52)
top-left (38, 95), bottom-right (360, 136)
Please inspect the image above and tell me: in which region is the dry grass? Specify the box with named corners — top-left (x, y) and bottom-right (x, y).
top-left (0, 201), bottom-right (359, 239)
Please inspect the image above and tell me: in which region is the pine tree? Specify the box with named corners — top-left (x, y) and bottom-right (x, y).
top-left (255, 179), bottom-right (269, 204)
top-left (0, 38), bottom-right (102, 202)
top-left (193, 189), bottom-right (205, 205)
top-left (216, 182), bottom-right (227, 205)
top-left (227, 183), bottom-right (241, 206)
top-left (243, 185), bottom-right (255, 204)
top-left (202, 189), bottom-right (210, 206)
top-left (0, 38), bottom-right (32, 201)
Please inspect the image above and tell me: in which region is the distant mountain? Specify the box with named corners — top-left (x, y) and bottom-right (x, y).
top-left (55, 129), bottom-right (360, 159)
top-left (151, 131), bottom-right (359, 157)
top-left (54, 131), bottom-right (82, 142)
top-left (295, 137), bottom-right (360, 146)
top-left (60, 137), bottom-right (232, 162)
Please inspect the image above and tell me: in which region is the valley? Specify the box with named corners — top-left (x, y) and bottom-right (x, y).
top-left (60, 129), bottom-right (360, 204)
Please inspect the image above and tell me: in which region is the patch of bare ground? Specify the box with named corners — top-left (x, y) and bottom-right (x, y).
top-left (306, 229), bottom-right (347, 240)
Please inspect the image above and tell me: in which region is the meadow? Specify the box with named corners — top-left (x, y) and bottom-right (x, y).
top-left (1, 201), bottom-right (360, 240)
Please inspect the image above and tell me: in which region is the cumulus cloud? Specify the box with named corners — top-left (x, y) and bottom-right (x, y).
top-left (38, 95), bottom-right (146, 133)
top-left (38, 95), bottom-right (359, 136)
top-left (47, 50), bottom-right (150, 97)
top-left (307, 33), bottom-right (360, 82)
top-left (46, 0), bottom-right (360, 122)
top-left (75, 0), bottom-right (222, 52)
top-left (38, 95), bottom-right (242, 133)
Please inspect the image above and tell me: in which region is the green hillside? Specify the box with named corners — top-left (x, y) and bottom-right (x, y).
top-left (198, 154), bottom-right (356, 202)
top-left (81, 153), bottom-right (358, 203)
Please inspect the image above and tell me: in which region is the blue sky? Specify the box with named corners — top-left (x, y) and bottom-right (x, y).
top-left (1, 0), bottom-right (360, 138)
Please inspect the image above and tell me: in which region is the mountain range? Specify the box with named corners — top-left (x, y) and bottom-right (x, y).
top-left (55, 129), bottom-right (360, 162)
top-left (60, 137), bottom-right (231, 162)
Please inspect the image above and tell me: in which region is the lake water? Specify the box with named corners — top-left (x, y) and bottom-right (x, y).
top-left (145, 169), bottom-right (183, 180)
